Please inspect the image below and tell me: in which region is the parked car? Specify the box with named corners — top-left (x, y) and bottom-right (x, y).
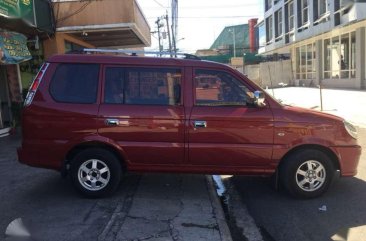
top-left (17, 53), bottom-right (361, 198)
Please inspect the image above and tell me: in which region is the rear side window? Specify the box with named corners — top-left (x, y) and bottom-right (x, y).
top-left (50, 63), bottom-right (99, 104)
top-left (104, 67), bottom-right (182, 105)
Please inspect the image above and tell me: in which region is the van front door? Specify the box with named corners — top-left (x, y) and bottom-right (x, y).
top-left (188, 68), bottom-right (274, 173)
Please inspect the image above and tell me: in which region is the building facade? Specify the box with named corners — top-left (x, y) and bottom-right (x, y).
top-left (259, 0), bottom-right (366, 89)
top-left (0, 0), bottom-right (151, 137)
top-left (44, 0), bottom-right (151, 59)
top-left (0, 0), bottom-right (55, 136)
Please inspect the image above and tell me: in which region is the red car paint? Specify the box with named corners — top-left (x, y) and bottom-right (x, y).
top-left (17, 54), bottom-right (361, 178)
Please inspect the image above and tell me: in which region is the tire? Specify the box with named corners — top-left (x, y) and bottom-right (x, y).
top-left (70, 148), bottom-right (122, 198)
top-left (280, 149), bottom-right (335, 199)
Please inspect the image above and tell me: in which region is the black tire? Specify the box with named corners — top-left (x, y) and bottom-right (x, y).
top-left (280, 149), bottom-right (335, 199)
top-left (70, 148), bottom-right (122, 198)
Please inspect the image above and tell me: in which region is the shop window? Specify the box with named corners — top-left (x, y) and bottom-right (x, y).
top-left (323, 32), bottom-right (356, 79)
top-left (104, 67), bottom-right (182, 106)
top-left (295, 43), bottom-right (316, 79)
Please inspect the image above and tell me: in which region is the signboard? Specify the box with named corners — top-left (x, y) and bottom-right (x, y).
top-left (0, 0), bottom-right (35, 26)
top-left (0, 31), bottom-right (32, 64)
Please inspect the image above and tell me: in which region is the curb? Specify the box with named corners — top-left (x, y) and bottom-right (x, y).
top-left (206, 175), bottom-right (233, 241)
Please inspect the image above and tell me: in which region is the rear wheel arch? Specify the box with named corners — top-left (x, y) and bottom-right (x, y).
top-left (64, 141), bottom-right (127, 173)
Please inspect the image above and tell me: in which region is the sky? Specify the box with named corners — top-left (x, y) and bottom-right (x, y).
top-left (137, 0), bottom-right (264, 53)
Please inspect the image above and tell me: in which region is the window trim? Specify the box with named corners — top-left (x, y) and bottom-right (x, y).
top-left (101, 65), bottom-right (184, 106)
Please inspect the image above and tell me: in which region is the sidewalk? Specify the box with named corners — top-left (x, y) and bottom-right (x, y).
top-left (98, 174), bottom-right (232, 241)
top-left (266, 87), bottom-right (366, 128)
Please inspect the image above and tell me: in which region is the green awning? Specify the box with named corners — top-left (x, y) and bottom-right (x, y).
top-left (0, 0), bottom-right (54, 37)
top-left (0, 0), bottom-right (35, 26)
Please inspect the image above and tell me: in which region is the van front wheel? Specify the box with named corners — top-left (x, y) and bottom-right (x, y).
top-left (70, 148), bottom-right (122, 198)
top-left (280, 149), bottom-right (335, 199)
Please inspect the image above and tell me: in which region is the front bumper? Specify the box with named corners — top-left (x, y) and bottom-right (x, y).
top-left (331, 145), bottom-right (362, 177)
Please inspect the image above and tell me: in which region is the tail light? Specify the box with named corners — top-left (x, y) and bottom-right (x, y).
top-left (24, 63), bottom-right (49, 107)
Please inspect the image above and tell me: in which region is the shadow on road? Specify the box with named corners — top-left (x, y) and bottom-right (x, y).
top-left (231, 174), bottom-right (366, 241)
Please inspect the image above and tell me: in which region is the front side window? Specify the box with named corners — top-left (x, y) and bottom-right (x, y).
top-left (194, 69), bottom-right (252, 107)
top-left (104, 67), bottom-right (182, 105)
top-left (50, 64), bottom-right (99, 104)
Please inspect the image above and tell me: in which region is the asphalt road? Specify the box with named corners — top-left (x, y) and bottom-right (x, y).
top-left (231, 128), bottom-right (366, 241)
top-left (0, 134), bottom-right (225, 241)
top-left (0, 134), bottom-right (142, 241)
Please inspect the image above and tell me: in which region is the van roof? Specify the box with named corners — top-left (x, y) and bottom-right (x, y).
top-left (47, 54), bottom-right (229, 69)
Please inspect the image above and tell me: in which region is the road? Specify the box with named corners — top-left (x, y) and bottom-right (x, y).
top-left (0, 134), bottom-right (225, 241)
top-left (231, 128), bottom-right (366, 241)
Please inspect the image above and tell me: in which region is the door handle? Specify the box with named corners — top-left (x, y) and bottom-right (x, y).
top-left (105, 119), bottom-right (119, 126)
top-left (194, 120), bottom-right (207, 128)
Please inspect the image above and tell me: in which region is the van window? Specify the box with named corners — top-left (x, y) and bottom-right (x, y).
top-left (194, 69), bottom-right (251, 106)
top-left (50, 64), bottom-right (99, 104)
top-left (104, 67), bottom-right (182, 105)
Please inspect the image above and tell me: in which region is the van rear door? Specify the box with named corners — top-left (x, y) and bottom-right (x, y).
top-left (98, 65), bottom-right (185, 166)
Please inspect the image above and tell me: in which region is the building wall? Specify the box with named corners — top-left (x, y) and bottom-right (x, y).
top-left (43, 33), bottom-right (95, 59)
top-left (245, 60), bottom-right (293, 88)
top-left (260, 0), bottom-right (366, 89)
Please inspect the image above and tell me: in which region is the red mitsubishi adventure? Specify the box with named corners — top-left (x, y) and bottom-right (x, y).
top-left (17, 54), bottom-right (361, 198)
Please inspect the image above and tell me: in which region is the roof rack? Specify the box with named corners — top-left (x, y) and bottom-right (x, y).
top-left (82, 48), bottom-right (201, 60)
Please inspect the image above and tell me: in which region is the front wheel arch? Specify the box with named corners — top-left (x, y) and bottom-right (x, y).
top-left (278, 144), bottom-right (340, 172)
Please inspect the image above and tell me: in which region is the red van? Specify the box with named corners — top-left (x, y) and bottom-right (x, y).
top-left (17, 53), bottom-right (361, 198)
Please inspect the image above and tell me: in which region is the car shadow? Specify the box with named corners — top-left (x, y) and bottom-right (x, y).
top-left (230, 175), bottom-right (366, 241)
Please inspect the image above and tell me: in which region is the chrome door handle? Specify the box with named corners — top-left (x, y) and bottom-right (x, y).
top-left (194, 120), bottom-right (207, 128)
top-left (105, 119), bottom-right (119, 126)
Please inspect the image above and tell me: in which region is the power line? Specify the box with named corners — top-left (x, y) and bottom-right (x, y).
top-left (152, 0), bottom-right (167, 9)
top-left (147, 15), bottom-right (259, 19)
top-left (144, 3), bottom-right (260, 10)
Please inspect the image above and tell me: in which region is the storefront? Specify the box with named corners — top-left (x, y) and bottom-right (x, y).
top-left (0, 0), bottom-right (55, 137)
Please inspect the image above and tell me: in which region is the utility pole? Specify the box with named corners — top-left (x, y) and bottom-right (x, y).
top-left (165, 12), bottom-right (173, 57)
top-left (155, 18), bottom-right (163, 56)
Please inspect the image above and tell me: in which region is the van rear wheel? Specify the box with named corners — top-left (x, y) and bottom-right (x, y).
top-left (70, 148), bottom-right (122, 198)
top-left (280, 149), bottom-right (335, 199)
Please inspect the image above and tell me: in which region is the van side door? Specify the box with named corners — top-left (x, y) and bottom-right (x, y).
top-left (188, 68), bottom-right (274, 173)
top-left (98, 65), bottom-right (185, 167)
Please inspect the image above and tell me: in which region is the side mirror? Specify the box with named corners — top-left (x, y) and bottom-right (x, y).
top-left (254, 90), bottom-right (266, 107)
